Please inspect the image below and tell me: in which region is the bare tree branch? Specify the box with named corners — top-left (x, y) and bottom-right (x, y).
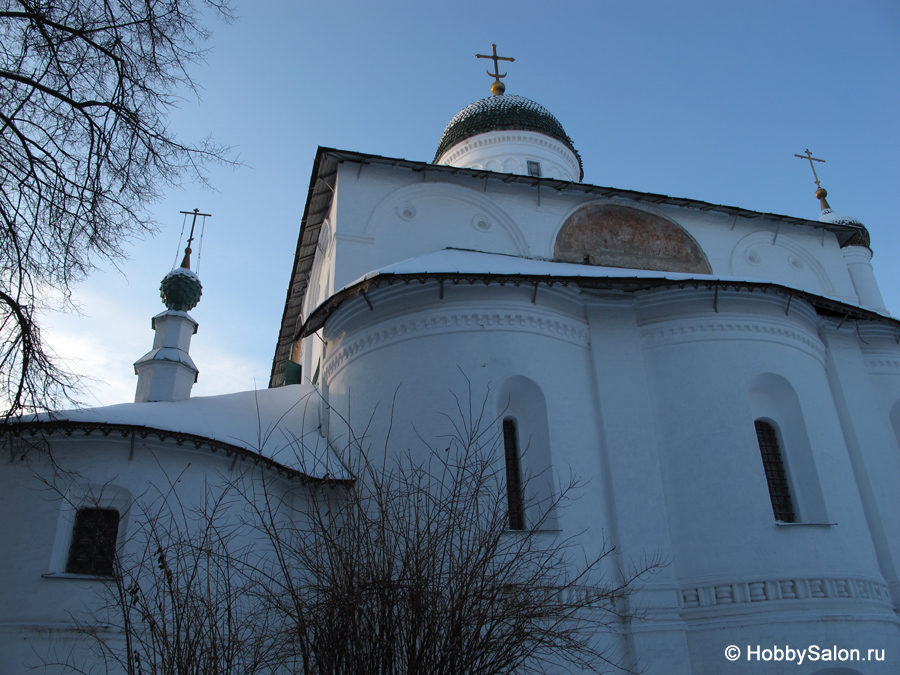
top-left (0, 0), bottom-right (236, 416)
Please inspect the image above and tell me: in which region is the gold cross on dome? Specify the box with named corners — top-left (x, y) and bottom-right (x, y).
top-left (794, 149), bottom-right (826, 189)
top-left (476, 43), bottom-right (515, 83)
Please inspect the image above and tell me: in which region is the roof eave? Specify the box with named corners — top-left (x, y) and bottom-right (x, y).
top-left (298, 270), bottom-right (899, 340)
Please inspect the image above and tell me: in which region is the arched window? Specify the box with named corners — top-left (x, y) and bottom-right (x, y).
top-left (754, 420), bottom-right (796, 523)
top-left (503, 419), bottom-right (525, 531)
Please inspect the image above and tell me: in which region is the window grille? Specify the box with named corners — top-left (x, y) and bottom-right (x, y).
top-left (66, 508), bottom-right (120, 576)
top-left (503, 419), bottom-right (525, 530)
top-left (754, 420), bottom-right (796, 523)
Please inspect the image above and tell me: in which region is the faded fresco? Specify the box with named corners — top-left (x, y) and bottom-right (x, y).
top-left (555, 204), bottom-right (712, 274)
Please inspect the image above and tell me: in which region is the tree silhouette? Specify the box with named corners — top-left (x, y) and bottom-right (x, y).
top-left (0, 0), bottom-right (234, 415)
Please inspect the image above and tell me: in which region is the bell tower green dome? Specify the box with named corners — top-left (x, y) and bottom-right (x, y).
top-left (160, 259), bottom-right (202, 311)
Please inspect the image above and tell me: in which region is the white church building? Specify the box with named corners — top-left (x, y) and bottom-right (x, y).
top-left (2, 59), bottom-right (899, 673)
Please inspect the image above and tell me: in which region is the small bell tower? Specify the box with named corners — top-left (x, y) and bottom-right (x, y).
top-left (134, 211), bottom-right (207, 402)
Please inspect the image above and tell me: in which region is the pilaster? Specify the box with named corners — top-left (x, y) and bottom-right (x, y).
top-left (584, 294), bottom-right (692, 675)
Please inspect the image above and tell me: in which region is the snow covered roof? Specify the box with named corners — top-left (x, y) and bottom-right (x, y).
top-left (355, 248), bottom-right (729, 281)
top-left (5, 385), bottom-right (350, 481)
top-left (297, 248), bottom-right (899, 338)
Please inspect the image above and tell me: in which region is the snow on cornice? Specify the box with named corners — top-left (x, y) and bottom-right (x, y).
top-left (5, 385), bottom-right (349, 481)
top-left (297, 248), bottom-right (898, 339)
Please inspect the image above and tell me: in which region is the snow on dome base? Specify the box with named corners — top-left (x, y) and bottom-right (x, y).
top-left (819, 209), bottom-right (871, 248)
top-left (435, 95), bottom-right (582, 178)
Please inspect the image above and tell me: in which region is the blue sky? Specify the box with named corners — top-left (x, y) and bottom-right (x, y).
top-left (45, 0), bottom-right (900, 407)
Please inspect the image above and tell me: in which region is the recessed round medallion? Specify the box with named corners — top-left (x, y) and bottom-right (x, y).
top-left (397, 204), bottom-right (417, 221)
top-left (473, 215), bottom-right (492, 232)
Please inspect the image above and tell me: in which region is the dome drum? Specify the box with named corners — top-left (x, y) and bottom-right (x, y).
top-left (439, 129), bottom-right (582, 182)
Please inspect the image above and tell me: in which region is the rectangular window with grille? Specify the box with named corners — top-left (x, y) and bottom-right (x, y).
top-left (66, 508), bottom-right (120, 576)
top-left (503, 419), bottom-right (525, 530)
top-left (754, 420), bottom-right (796, 523)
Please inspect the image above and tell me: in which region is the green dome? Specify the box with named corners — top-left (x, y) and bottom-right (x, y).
top-left (435, 94), bottom-right (583, 179)
top-left (160, 267), bottom-right (202, 311)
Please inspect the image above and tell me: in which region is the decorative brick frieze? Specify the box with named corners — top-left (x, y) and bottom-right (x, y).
top-left (680, 576), bottom-right (891, 610)
top-left (863, 357), bottom-right (900, 375)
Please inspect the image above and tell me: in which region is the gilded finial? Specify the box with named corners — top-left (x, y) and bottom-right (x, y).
top-left (476, 43), bottom-right (514, 96)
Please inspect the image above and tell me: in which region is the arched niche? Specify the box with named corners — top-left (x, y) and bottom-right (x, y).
top-left (364, 182), bottom-right (530, 257)
top-left (730, 230), bottom-right (836, 297)
top-left (496, 375), bottom-right (557, 529)
top-left (748, 373), bottom-right (827, 523)
top-left (554, 203), bottom-right (711, 273)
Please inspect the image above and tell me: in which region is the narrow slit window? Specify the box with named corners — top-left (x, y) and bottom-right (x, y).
top-left (503, 419), bottom-right (525, 530)
top-left (754, 420), bottom-right (796, 523)
top-left (66, 508), bottom-right (120, 576)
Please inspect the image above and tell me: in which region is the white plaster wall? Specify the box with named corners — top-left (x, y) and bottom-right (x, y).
top-left (320, 280), bottom-right (617, 559)
top-left (583, 292), bottom-right (693, 674)
top-left (637, 289), bottom-right (879, 578)
top-left (319, 283), bottom-right (651, 667)
top-left (843, 246), bottom-right (889, 313)
top-left (0, 436), bottom-right (299, 674)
